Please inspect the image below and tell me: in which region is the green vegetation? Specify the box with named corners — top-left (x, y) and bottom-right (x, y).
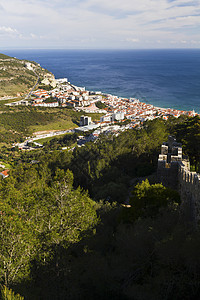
top-left (33, 133), bottom-right (68, 145)
top-left (1, 286), bottom-right (24, 300)
top-left (68, 117), bottom-right (169, 202)
top-left (173, 115), bottom-right (200, 172)
top-left (0, 167), bottom-right (99, 287)
top-left (0, 106), bottom-right (102, 145)
top-left (127, 179), bottom-right (180, 220)
top-left (30, 118), bottom-right (76, 133)
top-left (44, 97), bottom-right (57, 103)
top-left (43, 132), bottom-right (79, 149)
top-left (0, 53), bottom-right (51, 97)
top-left (37, 84), bottom-right (53, 91)
top-left (95, 101), bottom-right (107, 109)
top-left (0, 114), bottom-right (199, 299)
top-left (0, 54), bottom-right (11, 59)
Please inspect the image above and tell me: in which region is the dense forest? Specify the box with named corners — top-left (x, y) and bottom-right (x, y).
top-left (0, 114), bottom-right (200, 299)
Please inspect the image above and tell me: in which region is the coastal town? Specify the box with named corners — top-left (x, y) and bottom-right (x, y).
top-left (8, 75), bottom-right (198, 149)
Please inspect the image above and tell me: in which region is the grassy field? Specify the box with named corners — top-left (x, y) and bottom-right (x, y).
top-left (33, 135), bottom-right (62, 144)
top-left (0, 106), bottom-right (103, 144)
top-left (33, 133), bottom-right (77, 145)
top-left (0, 83), bottom-right (31, 98)
top-left (31, 119), bottom-right (77, 133)
top-left (30, 109), bottom-right (102, 133)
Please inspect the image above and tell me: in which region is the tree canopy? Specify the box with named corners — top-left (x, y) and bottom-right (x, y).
top-left (0, 115), bottom-right (199, 299)
top-left (174, 116), bottom-right (200, 172)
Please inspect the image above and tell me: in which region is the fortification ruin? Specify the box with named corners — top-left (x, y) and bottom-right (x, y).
top-left (157, 136), bottom-right (200, 222)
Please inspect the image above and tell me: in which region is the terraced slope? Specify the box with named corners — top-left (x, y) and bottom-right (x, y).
top-left (0, 53), bottom-right (54, 98)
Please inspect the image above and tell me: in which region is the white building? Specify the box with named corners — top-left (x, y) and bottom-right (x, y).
top-left (80, 116), bottom-right (92, 126)
top-left (56, 78), bottom-right (68, 84)
top-left (100, 115), bottom-right (112, 122)
top-left (33, 102), bottom-right (59, 107)
top-left (75, 96), bottom-right (83, 101)
top-left (112, 112), bottom-right (124, 121)
top-left (68, 95), bottom-right (75, 100)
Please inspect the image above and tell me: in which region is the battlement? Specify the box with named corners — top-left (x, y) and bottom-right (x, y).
top-left (159, 135), bottom-right (182, 163)
top-left (157, 136), bottom-right (183, 190)
top-left (157, 136), bottom-right (200, 223)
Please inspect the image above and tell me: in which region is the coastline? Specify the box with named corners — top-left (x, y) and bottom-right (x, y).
top-left (3, 49), bottom-right (200, 114)
top-left (9, 76), bottom-right (199, 135)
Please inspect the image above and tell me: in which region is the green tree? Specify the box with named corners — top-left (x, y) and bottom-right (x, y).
top-left (0, 204), bottom-right (36, 286)
top-left (0, 285), bottom-right (24, 300)
top-left (175, 116), bottom-right (200, 172)
top-left (129, 179), bottom-right (180, 220)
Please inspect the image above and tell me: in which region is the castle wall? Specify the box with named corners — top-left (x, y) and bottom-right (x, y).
top-left (157, 160), bottom-right (179, 190)
top-left (178, 163), bottom-right (200, 223)
top-left (157, 136), bottom-right (200, 223)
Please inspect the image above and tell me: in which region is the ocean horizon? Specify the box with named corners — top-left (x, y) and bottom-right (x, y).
top-left (2, 49), bottom-right (200, 113)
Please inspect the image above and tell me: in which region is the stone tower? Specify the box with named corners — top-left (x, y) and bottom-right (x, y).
top-left (157, 136), bottom-right (183, 190)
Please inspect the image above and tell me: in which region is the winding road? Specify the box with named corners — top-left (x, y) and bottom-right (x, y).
top-left (25, 68), bottom-right (40, 99)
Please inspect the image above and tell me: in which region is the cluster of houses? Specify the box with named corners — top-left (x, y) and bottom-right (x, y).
top-left (2, 77), bottom-right (199, 179)
top-left (7, 78), bottom-right (102, 109)
top-left (7, 77), bottom-right (198, 139)
top-left (98, 95), bottom-right (197, 127)
top-left (8, 78), bottom-right (198, 124)
top-left (26, 79), bottom-right (104, 109)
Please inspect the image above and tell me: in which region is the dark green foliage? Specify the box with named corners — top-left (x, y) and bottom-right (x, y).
top-left (129, 179), bottom-right (180, 220)
top-left (0, 106), bottom-right (101, 144)
top-left (44, 132), bottom-right (79, 150)
top-left (173, 116), bottom-right (200, 172)
top-left (37, 84), bottom-right (54, 90)
top-left (0, 110), bottom-right (54, 135)
top-left (0, 285), bottom-right (24, 300)
top-left (67, 118), bottom-right (168, 201)
top-left (17, 201), bottom-right (200, 300)
top-left (0, 164), bottom-right (99, 289)
top-left (95, 101), bottom-right (107, 109)
top-left (0, 131), bottom-right (23, 144)
top-left (44, 97), bottom-right (57, 103)
top-left (19, 117), bottom-right (169, 203)
top-left (0, 114), bottom-right (199, 299)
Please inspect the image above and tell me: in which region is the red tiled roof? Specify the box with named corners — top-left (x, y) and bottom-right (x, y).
top-left (1, 170), bottom-right (9, 177)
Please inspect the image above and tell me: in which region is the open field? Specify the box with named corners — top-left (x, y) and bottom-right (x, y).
top-left (33, 135), bottom-right (63, 144)
top-left (30, 119), bottom-right (77, 133)
top-left (0, 106), bottom-right (103, 144)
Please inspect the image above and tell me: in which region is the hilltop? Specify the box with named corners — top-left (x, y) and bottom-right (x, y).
top-left (0, 53), bottom-right (55, 98)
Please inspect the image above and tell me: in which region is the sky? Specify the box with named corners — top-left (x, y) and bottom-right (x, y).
top-left (0, 0), bottom-right (200, 49)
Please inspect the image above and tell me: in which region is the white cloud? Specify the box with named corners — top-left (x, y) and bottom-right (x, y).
top-left (0, 0), bottom-right (199, 48)
top-left (126, 38), bottom-right (140, 43)
top-left (0, 26), bottom-right (19, 34)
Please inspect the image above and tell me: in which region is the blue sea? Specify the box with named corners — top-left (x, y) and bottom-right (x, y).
top-left (3, 49), bottom-right (200, 113)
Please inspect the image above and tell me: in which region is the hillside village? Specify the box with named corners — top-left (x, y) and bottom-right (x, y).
top-left (8, 77), bottom-right (198, 134)
top-left (8, 75), bottom-right (199, 152)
